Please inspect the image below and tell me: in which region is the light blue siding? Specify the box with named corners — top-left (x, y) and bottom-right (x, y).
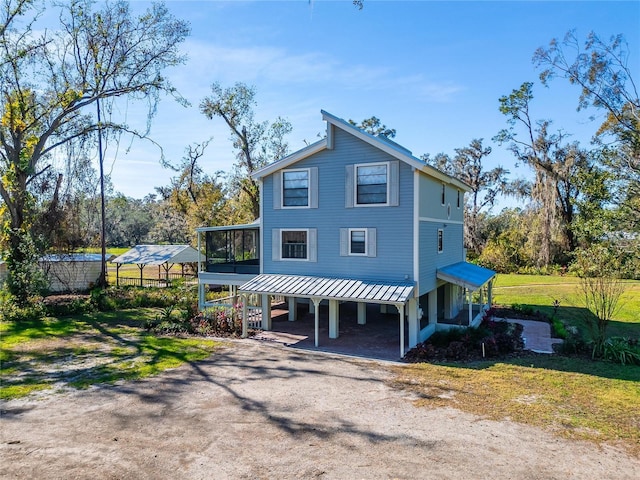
top-left (418, 174), bottom-right (464, 223)
top-left (262, 128), bottom-right (414, 282)
top-left (418, 221), bottom-right (464, 295)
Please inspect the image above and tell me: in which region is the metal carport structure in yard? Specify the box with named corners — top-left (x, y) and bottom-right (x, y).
top-left (111, 245), bottom-right (202, 286)
top-left (238, 273), bottom-right (416, 357)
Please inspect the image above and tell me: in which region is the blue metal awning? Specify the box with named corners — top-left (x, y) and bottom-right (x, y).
top-left (437, 262), bottom-right (496, 290)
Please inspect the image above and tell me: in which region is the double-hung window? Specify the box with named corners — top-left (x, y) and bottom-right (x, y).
top-left (282, 169), bottom-right (309, 207)
top-left (273, 167), bottom-right (317, 209)
top-left (356, 163), bottom-right (388, 205)
top-left (346, 161), bottom-right (398, 208)
top-left (281, 230), bottom-right (307, 259)
top-left (273, 228), bottom-right (317, 262)
top-left (340, 228), bottom-right (376, 257)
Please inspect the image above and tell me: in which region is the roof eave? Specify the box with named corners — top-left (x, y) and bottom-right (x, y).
top-left (251, 139), bottom-right (328, 180)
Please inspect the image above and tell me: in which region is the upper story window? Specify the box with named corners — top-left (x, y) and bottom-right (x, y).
top-left (282, 169), bottom-right (309, 207)
top-left (273, 167), bottom-right (318, 210)
top-left (441, 183), bottom-right (446, 205)
top-left (457, 190), bottom-right (461, 208)
top-left (437, 228), bottom-right (444, 253)
top-left (281, 230), bottom-right (307, 259)
top-left (356, 163), bottom-right (388, 205)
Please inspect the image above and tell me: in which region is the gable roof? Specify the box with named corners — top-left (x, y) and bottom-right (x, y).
top-left (251, 110), bottom-right (471, 192)
top-left (111, 245), bottom-right (201, 266)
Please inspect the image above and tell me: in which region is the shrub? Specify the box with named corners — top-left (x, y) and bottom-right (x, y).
top-left (550, 316), bottom-right (567, 339)
top-left (404, 318), bottom-right (524, 363)
top-left (601, 337), bottom-right (640, 366)
top-left (43, 295), bottom-right (95, 316)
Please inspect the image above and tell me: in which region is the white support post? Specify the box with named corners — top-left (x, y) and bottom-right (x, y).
top-left (479, 287), bottom-right (484, 308)
top-left (288, 297), bottom-right (297, 322)
top-left (407, 298), bottom-right (418, 348)
top-left (428, 289), bottom-right (437, 325)
top-left (261, 294), bottom-right (272, 330)
top-left (357, 302), bottom-right (367, 325)
top-left (488, 280), bottom-right (493, 307)
top-left (312, 297), bottom-right (321, 347)
top-left (468, 290), bottom-right (473, 325)
top-left (329, 299), bottom-right (339, 339)
top-left (241, 294), bottom-right (248, 338)
top-left (397, 304), bottom-right (405, 358)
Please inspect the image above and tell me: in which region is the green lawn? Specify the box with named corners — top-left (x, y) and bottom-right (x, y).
top-left (492, 274), bottom-right (640, 338)
top-left (0, 309), bottom-right (223, 400)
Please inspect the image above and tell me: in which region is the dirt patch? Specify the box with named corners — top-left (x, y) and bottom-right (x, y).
top-left (1, 339), bottom-right (639, 479)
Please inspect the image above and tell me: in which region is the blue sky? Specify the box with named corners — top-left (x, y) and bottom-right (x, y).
top-left (108, 1), bottom-right (639, 210)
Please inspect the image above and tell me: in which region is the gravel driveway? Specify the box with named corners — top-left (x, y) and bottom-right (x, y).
top-left (1, 340), bottom-right (638, 479)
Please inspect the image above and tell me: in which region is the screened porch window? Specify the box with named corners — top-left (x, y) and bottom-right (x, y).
top-left (205, 228), bottom-right (259, 274)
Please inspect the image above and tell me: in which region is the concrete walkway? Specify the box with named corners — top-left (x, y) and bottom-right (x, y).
top-left (503, 318), bottom-right (563, 354)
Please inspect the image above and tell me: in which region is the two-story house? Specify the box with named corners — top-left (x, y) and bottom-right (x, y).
top-left (196, 110), bottom-right (496, 357)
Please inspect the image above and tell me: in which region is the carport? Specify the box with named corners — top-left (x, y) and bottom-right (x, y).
top-left (238, 274), bottom-right (416, 357)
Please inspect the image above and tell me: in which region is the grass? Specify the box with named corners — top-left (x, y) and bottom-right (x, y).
top-left (0, 309), bottom-right (223, 400)
top-left (493, 274), bottom-right (640, 339)
top-left (392, 357), bottom-right (640, 455)
top-left (393, 273), bottom-right (640, 455)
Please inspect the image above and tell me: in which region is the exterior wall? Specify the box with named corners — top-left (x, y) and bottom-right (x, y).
top-left (418, 173), bottom-right (464, 223)
top-left (41, 261), bottom-right (102, 292)
top-left (417, 221), bottom-right (464, 296)
top-left (261, 127), bottom-right (414, 282)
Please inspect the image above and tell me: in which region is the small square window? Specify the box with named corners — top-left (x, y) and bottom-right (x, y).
top-left (437, 229), bottom-right (444, 253)
top-left (282, 170), bottom-right (309, 207)
top-left (282, 230), bottom-right (307, 259)
top-left (356, 163), bottom-right (388, 205)
top-left (350, 229), bottom-right (366, 255)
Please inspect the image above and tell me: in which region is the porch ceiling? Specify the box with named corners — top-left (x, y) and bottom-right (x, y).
top-left (239, 274), bottom-right (414, 305)
top-left (436, 262), bottom-right (496, 291)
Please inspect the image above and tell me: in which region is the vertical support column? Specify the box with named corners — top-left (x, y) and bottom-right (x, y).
top-left (397, 304), bottom-right (405, 358)
top-left (428, 289), bottom-right (437, 325)
top-left (231, 285), bottom-right (238, 308)
top-left (312, 297), bottom-right (321, 347)
top-left (407, 298), bottom-right (418, 348)
top-left (479, 287), bottom-right (484, 308)
top-left (261, 294), bottom-right (272, 330)
top-left (198, 283), bottom-right (205, 310)
top-left (288, 297), bottom-right (297, 322)
top-left (357, 302), bottom-right (367, 325)
top-left (468, 290), bottom-right (473, 325)
top-left (329, 300), bottom-right (339, 339)
top-left (241, 294), bottom-right (248, 338)
top-left (488, 280), bottom-right (493, 307)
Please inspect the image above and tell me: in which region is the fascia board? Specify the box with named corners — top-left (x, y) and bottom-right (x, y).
top-left (321, 110), bottom-right (472, 192)
top-left (251, 139), bottom-right (328, 180)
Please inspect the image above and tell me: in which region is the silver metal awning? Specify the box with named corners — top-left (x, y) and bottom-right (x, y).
top-left (436, 262), bottom-right (496, 290)
top-left (239, 274), bottom-right (414, 305)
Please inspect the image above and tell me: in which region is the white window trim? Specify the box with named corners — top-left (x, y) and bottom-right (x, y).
top-left (280, 228), bottom-right (310, 261)
top-left (354, 161), bottom-right (390, 207)
top-left (437, 228), bottom-right (444, 254)
top-left (281, 168), bottom-right (310, 209)
top-left (348, 228), bottom-right (368, 256)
